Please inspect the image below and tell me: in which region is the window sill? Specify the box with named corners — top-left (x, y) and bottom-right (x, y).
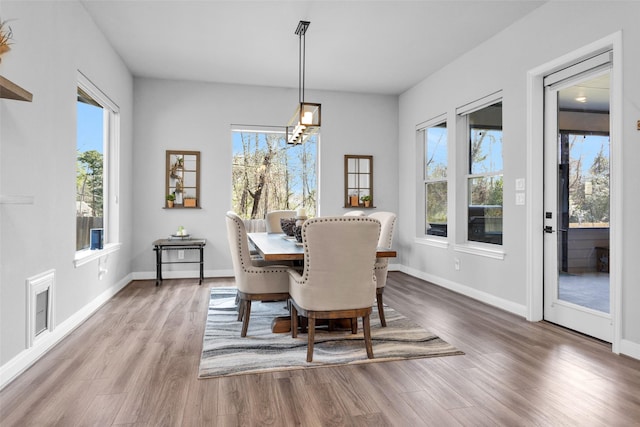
top-left (454, 243), bottom-right (505, 260)
top-left (415, 237), bottom-right (449, 249)
top-left (74, 242), bottom-right (122, 268)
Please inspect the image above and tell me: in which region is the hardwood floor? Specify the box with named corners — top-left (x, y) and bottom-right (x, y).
top-left (1, 272), bottom-right (639, 426)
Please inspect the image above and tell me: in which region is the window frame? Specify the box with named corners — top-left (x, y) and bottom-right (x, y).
top-left (230, 125), bottom-right (319, 219)
top-left (74, 71), bottom-right (121, 267)
top-left (417, 114), bottom-right (448, 241)
top-left (455, 91), bottom-right (505, 255)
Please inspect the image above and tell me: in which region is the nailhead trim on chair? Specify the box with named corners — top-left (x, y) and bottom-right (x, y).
top-left (300, 216), bottom-right (381, 282)
top-left (228, 213), bottom-right (289, 274)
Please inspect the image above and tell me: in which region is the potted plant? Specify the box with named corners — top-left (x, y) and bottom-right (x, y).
top-left (0, 18), bottom-right (14, 61)
top-left (350, 193), bottom-right (359, 207)
top-left (183, 195), bottom-right (197, 208)
top-left (166, 193), bottom-right (175, 208)
top-left (361, 195), bottom-right (372, 208)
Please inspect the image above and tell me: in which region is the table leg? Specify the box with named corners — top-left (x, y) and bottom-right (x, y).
top-left (155, 246), bottom-right (162, 286)
top-left (199, 246), bottom-right (204, 285)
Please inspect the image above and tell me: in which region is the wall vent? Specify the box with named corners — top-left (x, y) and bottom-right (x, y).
top-left (26, 269), bottom-right (55, 348)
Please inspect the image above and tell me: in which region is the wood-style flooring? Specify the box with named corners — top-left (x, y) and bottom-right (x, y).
top-left (1, 272), bottom-right (639, 426)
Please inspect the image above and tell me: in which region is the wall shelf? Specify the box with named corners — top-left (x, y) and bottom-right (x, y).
top-left (0, 75), bottom-right (33, 102)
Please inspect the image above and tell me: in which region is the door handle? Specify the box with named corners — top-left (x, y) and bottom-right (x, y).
top-left (544, 226), bottom-right (555, 233)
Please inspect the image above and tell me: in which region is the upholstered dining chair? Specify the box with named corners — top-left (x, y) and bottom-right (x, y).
top-left (343, 210), bottom-right (366, 216)
top-left (265, 210), bottom-right (297, 233)
top-left (226, 211), bottom-right (290, 337)
top-left (368, 211), bottom-right (397, 327)
top-left (288, 216), bottom-right (380, 362)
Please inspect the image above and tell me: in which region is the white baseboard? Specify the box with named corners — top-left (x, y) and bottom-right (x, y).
top-left (619, 339), bottom-right (640, 360)
top-left (397, 265), bottom-right (527, 317)
top-left (0, 273), bottom-right (132, 390)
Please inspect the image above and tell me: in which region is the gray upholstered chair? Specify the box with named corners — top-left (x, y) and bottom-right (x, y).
top-left (368, 211), bottom-right (397, 327)
top-left (265, 210), bottom-right (297, 233)
top-left (288, 216), bottom-right (380, 362)
top-left (226, 211), bottom-right (290, 337)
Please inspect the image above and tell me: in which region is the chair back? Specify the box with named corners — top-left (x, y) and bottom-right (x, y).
top-left (266, 210), bottom-right (297, 233)
top-left (343, 210), bottom-right (366, 217)
top-left (368, 211), bottom-right (396, 289)
top-left (225, 212), bottom-right (253, 279)
top-left (368, 212), bottom-right (396, 248)
top-left (298, 216), bottom-right (380, 310)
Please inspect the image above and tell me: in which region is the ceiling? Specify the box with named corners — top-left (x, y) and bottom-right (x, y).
top-left (80, 0), bottom-right (546, 95)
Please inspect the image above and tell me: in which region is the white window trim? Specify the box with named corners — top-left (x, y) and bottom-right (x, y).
top-left (415, 237), bottom-right (449, 249)
top-left (75, 71), bottom-right (120, 265)
top-left (416, 113), bottom-right (449, 243)
top-left (74, 242), bottom-right (122, 268)
top-left (458, 92), bottom-right (504, 250)
top-left (454, 242), bottom-right (505, 260)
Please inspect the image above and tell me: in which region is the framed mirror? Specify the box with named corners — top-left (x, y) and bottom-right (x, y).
top-left (344, 155), bottom-right (373, 208)
top-left (166, 150), bottom-right (200, 208)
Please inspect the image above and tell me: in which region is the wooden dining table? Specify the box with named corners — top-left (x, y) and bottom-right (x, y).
top-left (247, 232), bottom-right (397, 262)
top-left (247, 232), bottom-right (397, 333)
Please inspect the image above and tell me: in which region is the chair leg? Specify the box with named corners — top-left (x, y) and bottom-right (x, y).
top-left (376, 288), bottom-right (386, 327)
top-left (351, 317), bottom-right (358, 334)
top-left (306, 317), bottom-right (316, 362)
top-left (237, 298), bottom-right (245, 321)
top-left (362, 314), bottom-right (374, 359)
top-left (241, 300), bottom-right (251, 337)
top-left (291, 304), bottom-right (298, 338)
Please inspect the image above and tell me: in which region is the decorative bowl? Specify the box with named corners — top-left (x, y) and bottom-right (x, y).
top-left (280, 218), bottom-right (297, 236)
top-left (293, 225), bottom-right (303, 243)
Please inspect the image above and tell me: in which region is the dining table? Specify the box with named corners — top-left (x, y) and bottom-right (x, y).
top-left (247, 232), bottom-right (397, 262)
top-left (247, 232), bottom-right (397, 333)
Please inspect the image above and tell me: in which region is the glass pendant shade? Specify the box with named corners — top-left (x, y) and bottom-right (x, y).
top-left (287, 102), bottom-right (321, 144)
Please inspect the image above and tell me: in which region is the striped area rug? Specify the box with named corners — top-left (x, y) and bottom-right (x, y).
top-left (198, 287), bottom-right (463, 379)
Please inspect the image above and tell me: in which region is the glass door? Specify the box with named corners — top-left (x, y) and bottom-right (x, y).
top-left (543, 61), bottom-right (612, 342)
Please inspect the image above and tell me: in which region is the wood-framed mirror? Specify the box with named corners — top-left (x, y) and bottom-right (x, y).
top-left (166, 150), bottom-right (200, 208)
top-left (344, 154), bottom-right (374, 208)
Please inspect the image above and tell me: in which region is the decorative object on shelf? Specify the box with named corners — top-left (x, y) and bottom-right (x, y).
top-left (0, 18), bottom-right (13, 62)
top-left (171, 225), bottom-right (190, 239)
top-left (345, 155), bottom-right (374, 208)
top-left (166, 193), bottom-right (175, 208)
top-left (166, 150), bottom-right (200, 208)
top-left (184, 196), bottom-right (197, 208)
top-left (286, 21), bottom-right (321, 145)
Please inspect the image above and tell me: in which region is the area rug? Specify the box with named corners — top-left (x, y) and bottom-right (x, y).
top-left (198, 287), bottom-right (463, 379)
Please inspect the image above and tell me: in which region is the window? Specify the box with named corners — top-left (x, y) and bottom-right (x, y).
top-left (421, 120), bottom-right (448, 237)
top-left (461, 99), bottom-right (503, 245)
top-left (76, 72), bottom-right (119, 260)
top-left (231, 127), bottom-right (317, 219)
top-left (561, 131), bottom-right (609, 228)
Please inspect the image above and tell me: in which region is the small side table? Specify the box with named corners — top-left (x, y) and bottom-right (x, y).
top-left (152, 238), bottom-right (206, 286)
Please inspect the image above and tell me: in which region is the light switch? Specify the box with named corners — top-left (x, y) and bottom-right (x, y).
top-left (516, 193), bottom-right (525, 205)
top-left (515, 178), bottom-right (525, 191)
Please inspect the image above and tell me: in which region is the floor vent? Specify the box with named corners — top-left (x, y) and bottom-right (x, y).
top-left (26, 269), bottom-right (55, 348)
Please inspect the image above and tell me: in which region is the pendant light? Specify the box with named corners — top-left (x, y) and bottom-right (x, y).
top-left (287, 20), bottom-right (321, 144)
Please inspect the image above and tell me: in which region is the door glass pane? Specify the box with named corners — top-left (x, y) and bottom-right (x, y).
top-left (556, 74), bottom-right (610, 313)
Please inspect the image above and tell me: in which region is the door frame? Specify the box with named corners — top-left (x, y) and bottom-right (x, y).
top-left (525, 32), bottom-right (623, 353)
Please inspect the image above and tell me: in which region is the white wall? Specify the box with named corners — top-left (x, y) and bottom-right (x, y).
top-left (0, 0), bottom-right (134, 376)
top-left (398, 1), bottom-right (640, 355)
top-left (131, 78), bottom-right (398, 276)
